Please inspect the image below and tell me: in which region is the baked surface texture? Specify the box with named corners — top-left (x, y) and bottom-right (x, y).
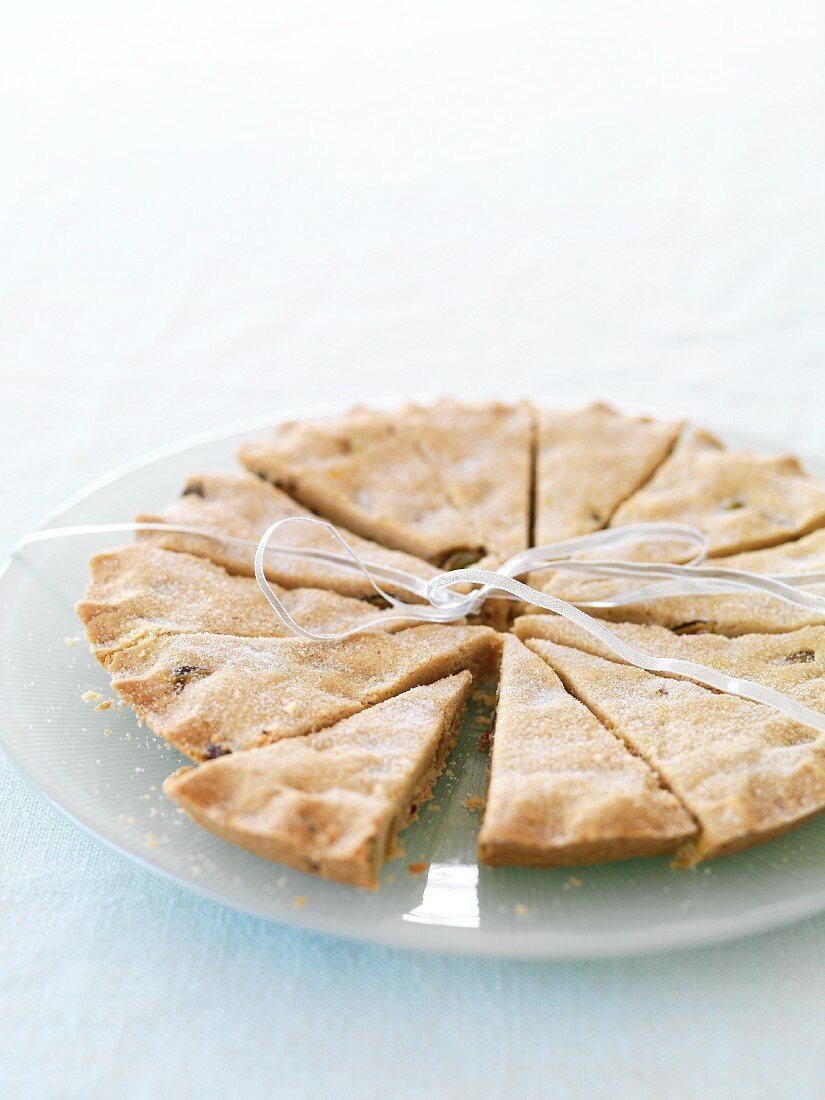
top-left (138, 469), bottom-right (438, 601)
top-left (611, 428), bottom-right (825, 557)
top-left (165, 673), bottom-right (473, 889)
top-left (530, 639), bottom-right (825, 865)
top-left (478, 637), bottom-right (695, 866)
top-left (103, 624), bottom-right (500, 761)
top-left (77, 400), bottom-right (825, 884)
top-left (534, 402), bottom-right (683, 545)
top-left (530, 527), bottom-right (825, 636)
top-left (514, 615), bottom-right (825, 711)
top-left (237, 407), bottom-right (481, 564)
top-left (77, 542), bottom-right (411, 657)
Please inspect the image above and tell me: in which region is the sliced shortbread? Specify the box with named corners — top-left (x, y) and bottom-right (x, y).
top-left (530, 639), bottom-right (825, 864)
top-left (238, 408), bottom-right (481, 564)
top-left (531, 527), bottom-right (825, 636)
top-left (77, 543), bottom-right (410, 659)
top-left (106, 624), bottom-right (500, 761)
top-left (514, 616), bottom-right (825, 712)
top-left (534, 403), bottom-right (682, 545)
top-left (164, 673), bottom-right (473, 889)
top-left (138, 470), bottom-right (438, 601)
top-left (477, 637), bottom-right (695, 866)
top-left (612, 429), bottom-right (825, 557)
top-left (406, 399), bottom-right (534, 564)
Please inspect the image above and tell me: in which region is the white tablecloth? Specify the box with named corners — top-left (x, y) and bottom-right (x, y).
top-left (3, 4), bottom-right (825, 1096)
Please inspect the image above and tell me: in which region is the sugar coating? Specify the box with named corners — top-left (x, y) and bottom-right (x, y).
top-left (75, 400), bottom-right (825, 884)
top-left (478, 637), bottom-right (694, 866)
top-left (77, 542), bottom-right (409, 656)
top-left (137, 468), bottom-right (438, 600)
top-left (165, 674), bottom-right (473, 889)
top-left (533, 527), bottom-right (825, 636)
top-left (534, 402), bottom-right (683, 545)
top-left (405, 399), bottom-right (534, 563)
top-left (238, 408), bottom-right (478, 564)
top-left (532, 639), bottom-right (825, 863)
top-left (613, 428), bottom-right (825, 557)
top-left (104, 624), bottom-right (500, 761)
top-left (515, 616), bottom-right (825, 711)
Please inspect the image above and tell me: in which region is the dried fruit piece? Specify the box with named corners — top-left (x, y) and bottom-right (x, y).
top-left (783, 649), bottom-right (816, 664)
top-left (171, 665), bottom-right (210, 693)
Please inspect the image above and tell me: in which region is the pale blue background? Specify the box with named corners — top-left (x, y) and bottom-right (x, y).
top-left (3, 3), bottom-right (825, 1096)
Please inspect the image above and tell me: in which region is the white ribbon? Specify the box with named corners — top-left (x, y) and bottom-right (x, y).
top-left (14, 519), bottom-right (825, 734)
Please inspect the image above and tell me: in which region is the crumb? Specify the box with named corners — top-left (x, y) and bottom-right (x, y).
top-left (568, 875), bottom-right (582, 888)
top-left (384, 873), bottom-right (395, 884)
top-left (81, 690), bottom-right (102, 702)
top-left (95, 699), bottom-right (114, 711)
top-left (463, 796), bottom-right (485, 813)
top-left (514, 903), bottom-right (528, 917)
top-left (293, 895), bottom-right (306, 909)
top-left (444, 768), bottom-right (455, 779)
top-left (102, 728), bottom-right (112, 737)
top-left (477, 729), bottom-right (493, 752)
top-left (117, 700), bottom-right (126, 708)
top-left (473, 714), bottom-right (488, 726)
top-left (427, 803), bottom-right (441, 812)
top-left (145, 834), bottom-right (158, 850)
top-left (64, 636), bottom-right (79, 648)
top-left (407, 861), bottom-right (428, 874)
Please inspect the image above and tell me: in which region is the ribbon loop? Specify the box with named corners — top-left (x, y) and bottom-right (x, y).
top-left (13, 517), bottom-right (825, 733)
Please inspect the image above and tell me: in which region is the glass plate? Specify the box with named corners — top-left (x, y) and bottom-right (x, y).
top-left (3, 400), bottom-right (825, 958)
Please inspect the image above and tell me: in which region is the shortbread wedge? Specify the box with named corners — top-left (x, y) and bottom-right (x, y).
top-left (515, 617), bottom-right (825, 712)
top-left (530, 527), bottom-right (825, 636)
top-left (530, 640), bottom-right (825, 864)
top-left (77, 543), bottom-right (411, 659)
top-left (238, 408), bottom-right (481, 565)
top-left (106, 624), bottom-right (500, 761)
top-left (534, 403), bottom-right (682, 545)
top-left (164, 673), bottom-right (473, 889)
top-left (612, 429), bottom-right (825, 557)
top-left (406, 399), bottom-right (534, 564)
top-left (477, 638), bottom-right (695, 866)
top-left (138, 470), bottom-right (438, 601)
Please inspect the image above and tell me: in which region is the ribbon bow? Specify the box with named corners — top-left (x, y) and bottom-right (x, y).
top-left (17, 518), bottom-right (825, 734)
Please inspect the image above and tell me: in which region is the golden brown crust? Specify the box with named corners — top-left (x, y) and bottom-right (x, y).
top-left (404, 399), bottom-right (534, 563)
top-left (478, 638), bottom-right (694, 866)
top-left (76, 543), bottom-right (409, 657)
top-left (530, 639), bottom-right (825, 865)
top-left (164, 674), bottom-right (473, 888)
top-left (534, 403), bottom-right (683, 545)
top-left (529, 528), bottom-right (825, 636)
top-left (612, 429), bottom-right (825, 557)
top-left (106, 624), bottom-right (500, 761)
top-left (513, 616), bottom-right (825, 711)
top-left (237, 408), bottom-right (481, 564)
top-left (137, 469), bottom-right (438, 601)
top-left (74, 401), bottom-right (825, 880)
